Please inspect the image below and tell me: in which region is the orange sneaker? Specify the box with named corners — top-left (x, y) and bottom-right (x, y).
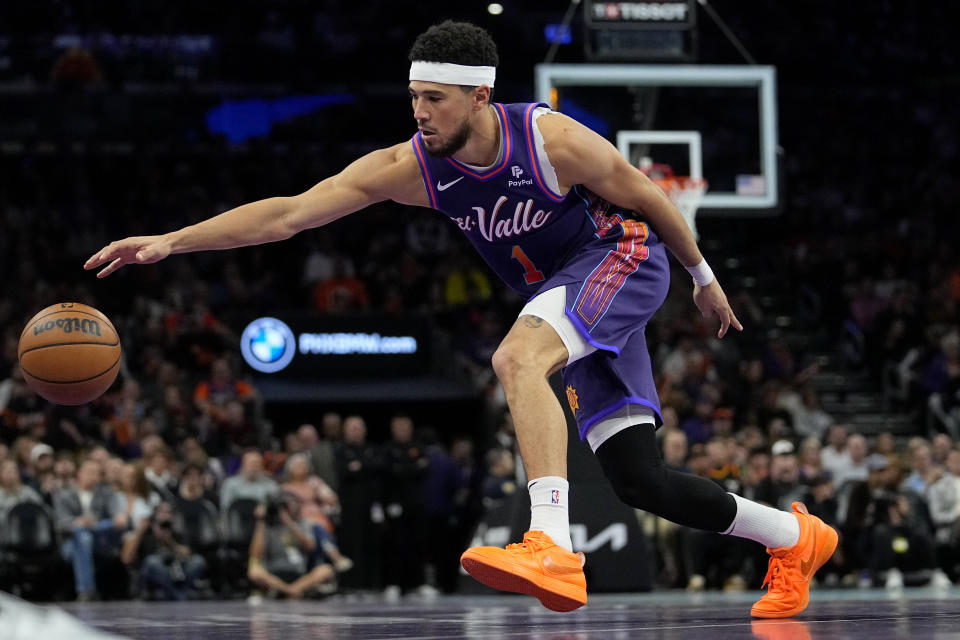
top-left (460, 530), bottom-right (587, 612)
top-left (750, 502), bottom-right (838, 619)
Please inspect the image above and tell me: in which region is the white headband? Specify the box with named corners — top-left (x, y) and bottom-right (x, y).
top-left (409, 61), bottom-right (496, 87)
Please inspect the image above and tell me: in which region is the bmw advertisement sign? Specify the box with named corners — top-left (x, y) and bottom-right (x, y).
top-left (240, 313), bottom-right (430, 377)
top-left (240, 317), bottom-right (297, 373)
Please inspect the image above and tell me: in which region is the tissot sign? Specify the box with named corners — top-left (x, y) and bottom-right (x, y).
top-left (587, 1), bottom-right (694, 25)
top-left (240, 313), bottom-right (429, 377)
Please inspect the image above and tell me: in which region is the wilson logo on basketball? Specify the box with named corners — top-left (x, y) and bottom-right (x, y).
top-left (33, 317), bottom-right (103, 337)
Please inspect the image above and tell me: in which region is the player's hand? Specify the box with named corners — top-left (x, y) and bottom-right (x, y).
top-left (693, 279), bottom-right (743, 339)
top-left (84, 235), bottom-right (172, 278)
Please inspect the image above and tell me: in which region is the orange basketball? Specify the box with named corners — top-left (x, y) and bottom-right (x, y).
top-left (17, 302), bottom-right (122, 405)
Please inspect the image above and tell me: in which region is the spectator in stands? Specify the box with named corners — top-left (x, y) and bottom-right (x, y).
top-left (175, 460), bottom-right (217, 517)
top-left (932, 434), bottom-right (954, 467)
top-left (869, 491), bottom-right (949, 589)
top-left (220, 450), bottom-right (278, 511)
top-left (482, 447), bottom-right (517, 503)
top-left (179, 437), bottom-right (224, 492)
top-left (122, 501), bottom-right (208, 600)
top-left (806, 472), bottom-right (839, 526)
top-left (311, 257), bottom-right (369, 312)
top-left (0, 458), bottom-right (42, 525)
top-left (418, 429), bottom-right (460, 593)
top-left (661, 429), bottom-right (689, 471)
top-left (282, 453), bottom-right (352, 573)
top-left (652, 429), bottom-right (693, 589)
top-left (298, 421), bottom-right (339, 493)
top-left (833, 433), bottom-right (870, 488)
top-left (171, 459), bottom-right (222, 592)
top-left (821, 423), bottom-right (851, 480)
top-left (709, 407), bottom-right (736, 439)
top-left (281, 454), bottom-right (337, 531)
top-left (381, 414), bottom-right (431, 597)
top-left (705, 437), bottom-right (741, 494)
top-left (25, 443), bottom-right (58, 503)
top-left (448, 435), bottom-right (482, 565)
top-left (875, 431), bottom-right (897, 457)
top-left (144, 447), bottom-right (176, 500)
top-left (443, 254), bottom-right (492, 306)
top-left (680, 395), bottom-right (715, 446)
top-left (842, 453), bottom-right (892, 579)
top-left (924, 330), bottom-right (960, 438)
top-left (336, 415), bottom-right (382, 590)
top-left (263, 431), bottom-right (301, 476)
top-left (903, 442), bottom-right (938, 495)
top-left (789, 387), bottom-right (834, 440)
top-left (0, 373), bottom-right (47, 444)
top-left (154, 382), bottom-right (195, 445)
top-left (927, 448), bottom-right (960, 579)
top-left (53, 453), bottom-right (77, 491)
top-left (798, 436), bottom-right (824, 483)
top-left (807, 471), bottom-right (843, 582)
top-left (247, 493), bottom-right (335, 598)
top-left (105, 380), bottom-right (146, 457)
top-left (740, 448), bottom-right (771, 502)
top-left (87, 446), bottom-right (111, 470)
top-left (104, 457), bottom-right (126, 493)
top-left (54, 459), bottom-right (124, 601)
top-left (27, 443), bottom-right (55, 485)
top-left (193, 357), bottom-right (259, 456)
top-left (755, 440), bottom-right (807, 511)
top-left (116, 462), bottom-right (160, 530)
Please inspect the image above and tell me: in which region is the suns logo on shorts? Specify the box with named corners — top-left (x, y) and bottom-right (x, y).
top-left (566, 385), bottom-right (579, 413)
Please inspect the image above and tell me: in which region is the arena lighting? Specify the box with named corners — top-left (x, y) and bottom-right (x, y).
top-left (487, 3), bottom-right (504, 15)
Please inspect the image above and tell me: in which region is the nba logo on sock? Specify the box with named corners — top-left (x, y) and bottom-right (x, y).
top-left (551, 489), bottom-right (560, 504)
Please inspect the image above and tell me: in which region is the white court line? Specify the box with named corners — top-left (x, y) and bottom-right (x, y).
top-left (368, 613), bottom-right (960, 640)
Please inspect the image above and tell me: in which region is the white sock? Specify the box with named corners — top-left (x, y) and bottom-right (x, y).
top-left (722, 493), bottom-right (801, 549)
top-left (527, 476), bottom-right (573, 552)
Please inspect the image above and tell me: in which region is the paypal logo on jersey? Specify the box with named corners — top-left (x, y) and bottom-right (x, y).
top-left (508, 165), bottom-right (533, 188)
top-left (241, 317), bottom-right (296, 373)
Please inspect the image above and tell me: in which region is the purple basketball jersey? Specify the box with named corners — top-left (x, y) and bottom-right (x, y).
top-left (412, 102), bottom-right (671, 437)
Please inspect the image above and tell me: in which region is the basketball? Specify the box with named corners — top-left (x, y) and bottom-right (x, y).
top-left (17, 302), bottom-right (122, 405)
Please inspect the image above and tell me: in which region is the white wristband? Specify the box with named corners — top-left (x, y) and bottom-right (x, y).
top-left (686, 258), bottom-right (714, 287)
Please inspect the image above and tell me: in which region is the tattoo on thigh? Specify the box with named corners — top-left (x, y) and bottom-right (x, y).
top-left (523, 315), bottom-right (544, 329)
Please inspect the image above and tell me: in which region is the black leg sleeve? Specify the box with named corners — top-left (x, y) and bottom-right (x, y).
top-left (594, 425), bottom-right (737, 532)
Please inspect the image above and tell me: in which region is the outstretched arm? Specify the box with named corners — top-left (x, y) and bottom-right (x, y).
top-left (538, 112), bottom-right (743, 338)
top-left (84, 142), bottom-right (428, 277)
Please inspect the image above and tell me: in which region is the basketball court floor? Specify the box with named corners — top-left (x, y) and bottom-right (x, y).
top-left (60, 588), bottom-right (960, 639)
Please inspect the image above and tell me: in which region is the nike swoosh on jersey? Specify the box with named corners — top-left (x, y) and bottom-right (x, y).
top-left (437, 177), bottom-right (465, 191)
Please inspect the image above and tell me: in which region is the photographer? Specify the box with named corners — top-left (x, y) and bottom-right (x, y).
top-left (121, 501), bottom-right (208, 600)
top-left (247, 492), bottom-right (335, 599)
top-left (846, 454), bottom-right (949, 587)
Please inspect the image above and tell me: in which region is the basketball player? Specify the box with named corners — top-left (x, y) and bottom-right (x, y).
top-left (85, 21), bottom-right (836, 618)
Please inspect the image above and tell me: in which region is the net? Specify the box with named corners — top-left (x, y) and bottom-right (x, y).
top-left (639, 160), bottom-right (707, 239)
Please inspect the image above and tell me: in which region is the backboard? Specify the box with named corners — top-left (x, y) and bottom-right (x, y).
top-left (534, 64), bottom-right (779, 212)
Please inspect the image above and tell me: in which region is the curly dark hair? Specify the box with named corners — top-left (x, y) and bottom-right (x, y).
top-left (408, 21), bottom-right (499, 68)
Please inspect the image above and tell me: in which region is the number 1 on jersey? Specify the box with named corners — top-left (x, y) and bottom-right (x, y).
top-left (511, 245), bottom-right (545, 285)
